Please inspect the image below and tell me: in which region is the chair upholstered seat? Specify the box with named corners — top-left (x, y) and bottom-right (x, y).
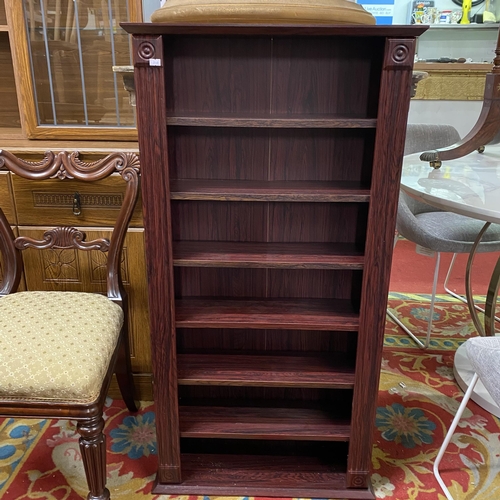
top-left (0, 291), bottom-right (123, 404)
top-left (387, 123), bottom-right (500, 349)
top-left (413, 211), bottom-right (500, 254)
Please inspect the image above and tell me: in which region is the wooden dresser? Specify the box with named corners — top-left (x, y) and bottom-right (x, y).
top-left (123, 22), bottom-right (426, 499)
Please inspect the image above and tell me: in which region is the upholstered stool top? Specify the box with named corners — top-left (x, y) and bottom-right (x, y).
top-left (151, 0), bottom-right (375, 25)
top-left (0, 292), bottom-right (123, 404)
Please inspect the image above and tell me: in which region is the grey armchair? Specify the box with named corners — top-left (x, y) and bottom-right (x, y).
top-left (387, 124), bottom-right (500, 348)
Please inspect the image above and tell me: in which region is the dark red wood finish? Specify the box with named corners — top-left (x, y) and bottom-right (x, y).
top-left (346, 37), bottom-right (417, 489)
top-left (126, 23), bottom-right (423, 499)
top-left (131, 34), bottom-right (182, 483)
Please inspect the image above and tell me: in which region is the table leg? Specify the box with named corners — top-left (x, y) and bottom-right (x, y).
top-left (465, 222), bottom-right (490, 337)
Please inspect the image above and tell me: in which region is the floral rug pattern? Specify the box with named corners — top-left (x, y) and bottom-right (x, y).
top-left (1, 294), bottom-right (499, 500)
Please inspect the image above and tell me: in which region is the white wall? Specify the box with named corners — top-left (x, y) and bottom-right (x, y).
top-left (408, 100), bottom-right (482, 138)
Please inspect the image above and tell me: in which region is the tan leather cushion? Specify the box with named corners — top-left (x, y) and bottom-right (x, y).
top-left (151, 0), bottom-right (375, 25)
top-left (0, 291), bottom-right (123, 404)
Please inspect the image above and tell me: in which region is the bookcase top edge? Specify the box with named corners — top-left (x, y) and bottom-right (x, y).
top-left (121, 23), bottom-right (428, 37)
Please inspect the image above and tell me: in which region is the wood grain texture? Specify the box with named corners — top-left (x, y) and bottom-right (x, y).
top-left (170, 180), bottom-right (370, 202)
top-left (172, 201), bottom-right (369, 245)
top-left (132, 34), bottom-right (181, 483)
top-left (0, 33), bottom-right (20, 129)
top-left (3, 1), bottom-right (33, 138)
top-left (179, 406), bottom-right (351, 440)
top-left (0, 139), bottom-right (139, 156)
top-left (0, 1), bottom-right (6, 25)
top-left (167, 126), bottom-right (376, 185)
top-left (128, 24), bottom-right (423, 496)
top-left (347, 37), bottom-right (417, 488)
top-left (0, 171), bottom-right (16, 222)
top-left (166, 116), bottom-right (377, 128)
top-left (177, 353), bottom-right (355, 387)
top-left (175, 298), bottom-right (359, 330)
top-left (173, 241), bottom-right (364, 269)
top-left (152, 451), bottom-right (374, 498)
top-left (165, 37), bottom-right (271, 115)
top-left (12, 175), bottom-right (144, 227)
top-left (271, 37), bottom-right (383, 118)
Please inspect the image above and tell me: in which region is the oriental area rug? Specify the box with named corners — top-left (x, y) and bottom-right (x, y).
top-left (1, 293), bottom-right (499, 500)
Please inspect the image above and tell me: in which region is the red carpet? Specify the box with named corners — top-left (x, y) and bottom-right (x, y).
top-left (390, 238), bottom-right (499, 295)
top-left (2, 243), bottom-right (500, 499)
top-left (2, 296), bottom-right (500, 499)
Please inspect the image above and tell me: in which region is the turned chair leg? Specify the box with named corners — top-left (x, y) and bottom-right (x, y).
top-left (77, 417), bottom-right (110, 500)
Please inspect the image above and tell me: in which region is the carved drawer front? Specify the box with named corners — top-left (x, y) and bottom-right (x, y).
top-left (18, 227), bottom-right (151, 374)
top-left (0, 171), bottom-right (16, 223)
top-left (12, 174), bottom-right (143, 227)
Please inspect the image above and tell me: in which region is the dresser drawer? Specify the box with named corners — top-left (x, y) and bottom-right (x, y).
top-left (12, 174), bottom-right (143, 227)
top-left (0, 171), bottom-right (16, 223)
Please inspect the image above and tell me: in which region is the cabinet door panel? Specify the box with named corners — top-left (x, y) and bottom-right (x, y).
top-left (18, 227), bottom-right (151, 373)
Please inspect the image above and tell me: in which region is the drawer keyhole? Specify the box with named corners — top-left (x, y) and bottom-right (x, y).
top-left (73, 192), bottom-right (82, 216)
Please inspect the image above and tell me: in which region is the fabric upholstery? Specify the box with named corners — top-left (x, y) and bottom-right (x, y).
top-left (404, 124), bottom-right (462, 157)
top-left (466, 337), bottom-right (500, 407)
top-left (397, 124), bottom-right (500, 254)
top-left (0, 291), bottom-right (123, 404)
top-left (150, 0), bottom-right (376, 25)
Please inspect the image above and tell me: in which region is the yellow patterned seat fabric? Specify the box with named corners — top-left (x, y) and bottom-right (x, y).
top-left (0, 291), bottom-right (123, 404)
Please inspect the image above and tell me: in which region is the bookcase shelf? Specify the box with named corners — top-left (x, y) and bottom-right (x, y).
top-left (173, 242), bottom-right (365, 269)
top-left (166, 116), bottom-right (378, 127)
top-left (125, 22), bottom-right (426, 499)
top-left (175, 298), bottom-right (360, 330)
top-left (170, 180), bottom-right (371, 202)
top-left (177, 353), bottom-right (356, 388)
top-left (178, 405), bottom-right (351, 440)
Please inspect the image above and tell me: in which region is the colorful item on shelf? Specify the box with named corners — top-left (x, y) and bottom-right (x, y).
top-left (460, 0), bottom-right (472, 23)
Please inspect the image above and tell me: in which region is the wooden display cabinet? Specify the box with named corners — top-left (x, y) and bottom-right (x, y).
top-left (124, 22), bottom-right (426, 498)
top-left (0, 0), bottom-right (142, 141)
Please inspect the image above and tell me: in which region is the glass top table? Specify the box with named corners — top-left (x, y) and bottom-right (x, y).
top-left (401, 147), bottom-right (500, 225)
top-left (401, 146), bottom-right (500, 416)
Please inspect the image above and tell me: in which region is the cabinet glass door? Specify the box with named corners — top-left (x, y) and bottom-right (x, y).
top-left (23, 0), bottom-right (136, 130)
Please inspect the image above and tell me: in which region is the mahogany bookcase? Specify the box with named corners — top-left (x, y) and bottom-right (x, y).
top-left (123, 22), bottom-right (426, 499)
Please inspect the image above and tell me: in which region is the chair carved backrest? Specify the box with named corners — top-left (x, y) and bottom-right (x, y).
top-left (0, 150), bottom-right (140, 303)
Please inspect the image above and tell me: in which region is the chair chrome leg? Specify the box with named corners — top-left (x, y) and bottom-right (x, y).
top-left (434, 372), bottom-right (479, 500)
top-left (444, 252), bottom-right (500, 324)
top-left (387, 252), bottom-right (440, 349)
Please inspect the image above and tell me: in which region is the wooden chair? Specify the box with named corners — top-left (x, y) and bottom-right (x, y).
top-left (0, 149), bottom-right (140, 500)
top-left (420, 27), bottom-right (500, 168)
